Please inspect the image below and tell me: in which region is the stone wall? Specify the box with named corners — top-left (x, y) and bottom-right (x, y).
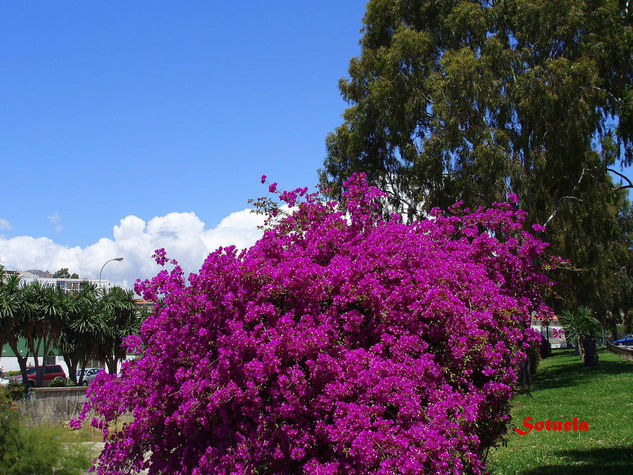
top-left (18, 386), bottom-right (87, 423)
top-left (607, 342), bottom-right (633, 362)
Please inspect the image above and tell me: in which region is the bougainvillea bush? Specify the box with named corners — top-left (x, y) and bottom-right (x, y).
top-left (75, 174), bottom-right (555, 474)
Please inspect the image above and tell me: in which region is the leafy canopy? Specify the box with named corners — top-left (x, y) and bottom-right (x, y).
top-left (321, 0), bottom-right (633, 213)
top-left (320, 0), bottom-right (633, 319)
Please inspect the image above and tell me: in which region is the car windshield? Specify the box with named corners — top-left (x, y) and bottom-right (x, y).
top-left (26, 368), bottom-right (36, 375)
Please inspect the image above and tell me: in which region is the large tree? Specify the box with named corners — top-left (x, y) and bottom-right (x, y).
top-left (321, 0), bottom-right (633, 316)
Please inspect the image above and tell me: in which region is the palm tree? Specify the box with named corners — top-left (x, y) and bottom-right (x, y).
top-left (0, 268), bottom-right (30, 384)
top-left (60, 282), bottom-right (101, 384)
top-left (98, 287), bottom-right (141, 374)
top-left (560, 307), bottom-right (602, 367)
top-left (22, 281), bottom-right (68, 386)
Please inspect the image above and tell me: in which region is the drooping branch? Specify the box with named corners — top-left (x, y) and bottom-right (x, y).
top-left (542, 168), bottom-right (587, 228)
top-left (608, 168), bottom-right (633, 191)
top-left (541, 166), bottom-right (631, 227)
top-left (543, 196), bottom-right (584, 228)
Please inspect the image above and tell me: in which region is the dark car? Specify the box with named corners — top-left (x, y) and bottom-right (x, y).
top-left (614, 334), bottom-right (633, 346)
top-left (8, 365), bottom-right (66, 387)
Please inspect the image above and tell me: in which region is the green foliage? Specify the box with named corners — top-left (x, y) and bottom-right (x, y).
top-left (48, 377), bottom-right (76, 387)
top-left (560, 306), bottom-right (602, 365)
top-left (4, 382), bottom-right (29, 401)
top-left (1, 266), bottom-right (145, 386)
top-left (97, 286), bottom-right (142, 374)
top-left (321, 0), bottom-right (633, 318)
top-left (52, 268), bottom-right (79, 279)
top-left (560, 307), bottom-right (602, 342)
top-left (0, 389), bottom-right (23, 469)
top-left (0, 388), bottom-right (93, 474)
top-left (52, 268), bottom-right (70, 278)
top-left (0, 266), bottom-right (30, 384)
top-left (61, 283), bottom-right (143, 380)
top-left (16, 280), bottom-right (71, 386)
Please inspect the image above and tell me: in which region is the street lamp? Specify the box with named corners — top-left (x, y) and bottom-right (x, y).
top-left (98, 257), bottom-right (124, 288)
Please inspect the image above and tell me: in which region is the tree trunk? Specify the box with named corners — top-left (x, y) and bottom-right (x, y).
top-left (106, 356), bottom-right (118, 375)
top-left (610, 322), bottom-right (617, 342)
top-left (37, 339), bottom-right (52, 387)
top-left (8, 338), bottom-right (29, 386)
top-left (78, 358), bottom-right (89, 385)
top-left (582, 338), bottom-right (598, 367)
top-left (576, 338), bottom-right (585, 360)
top-left (540, 333), bottom-right (551, 358)
top-left (29, 337), bottom-right (44, 387)
top-left (64, 354), bottom-right (78, 384)
top-left (518, 356), bottom-right (531, 387)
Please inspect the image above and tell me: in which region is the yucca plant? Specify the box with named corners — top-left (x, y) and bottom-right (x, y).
top-left (559, 307), bottom-right (602, 366)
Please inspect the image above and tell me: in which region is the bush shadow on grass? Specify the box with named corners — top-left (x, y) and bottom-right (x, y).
top-left (530, 350), bottom-right (633, 392)
top-left (522, 446), bottom-right (633, 474)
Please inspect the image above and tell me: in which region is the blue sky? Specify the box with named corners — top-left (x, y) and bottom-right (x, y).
top-left (1, 1), bottom-right (365, 246)
top-left (1, 1), bottom-right (631, 286)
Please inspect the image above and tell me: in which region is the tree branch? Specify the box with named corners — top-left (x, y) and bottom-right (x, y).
top-left (542, 168), bottom-right (587, 227)
top-left (543, 196), bottom-right (584, 227)
top-left (607, 167), bottom-right (633, 190)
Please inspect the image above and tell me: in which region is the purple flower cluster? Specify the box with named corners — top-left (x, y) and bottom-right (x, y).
top-left (75, 174), bottom-right (555, 474)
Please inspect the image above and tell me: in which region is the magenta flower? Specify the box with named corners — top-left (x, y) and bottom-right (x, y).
top-left (74, 173), bottom-right (556, 474)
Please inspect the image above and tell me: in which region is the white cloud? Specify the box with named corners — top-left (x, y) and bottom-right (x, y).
top-left (0, 209), bottom-right (265, 290)
top-left (0, 218), bottom-right (12, 231)
top-left (48, 212), bottom-right (63, 232)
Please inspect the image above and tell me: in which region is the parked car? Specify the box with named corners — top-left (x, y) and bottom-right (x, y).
top-left (77, 368), bottom-right (102, 386)
top-left (614, 334), bottom-right (633, 346)
top-left (7, 365), bottom-right (67, 387)
top-left (0, 377), bottom-right (10, 386)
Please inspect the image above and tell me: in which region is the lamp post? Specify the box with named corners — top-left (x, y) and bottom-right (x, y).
top-left (98, 257), bottom-right (124, 288)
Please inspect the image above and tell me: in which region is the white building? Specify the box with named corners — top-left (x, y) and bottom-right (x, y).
top-left (531, 316), bottom-right (568, 349)
top-left (17, 271), bottom-right (114, 292)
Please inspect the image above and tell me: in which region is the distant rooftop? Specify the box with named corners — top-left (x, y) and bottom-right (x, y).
top-left (26, 269), bottom-right (53, 278)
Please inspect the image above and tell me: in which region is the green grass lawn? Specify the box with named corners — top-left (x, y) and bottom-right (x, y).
top-left (487, 349), bottom-right (633, 474)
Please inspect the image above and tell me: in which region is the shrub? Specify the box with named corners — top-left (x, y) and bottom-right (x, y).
top-left (49, 377), bottom-right (76, 387)
top-left (0, 388), bottom-right (22, 464)
top-left (1, 387), bottom-right (92, 474)
top-left (75, 174), bottom-right (555, 474)
top-left (4, 381), bottom-right (29, 401)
